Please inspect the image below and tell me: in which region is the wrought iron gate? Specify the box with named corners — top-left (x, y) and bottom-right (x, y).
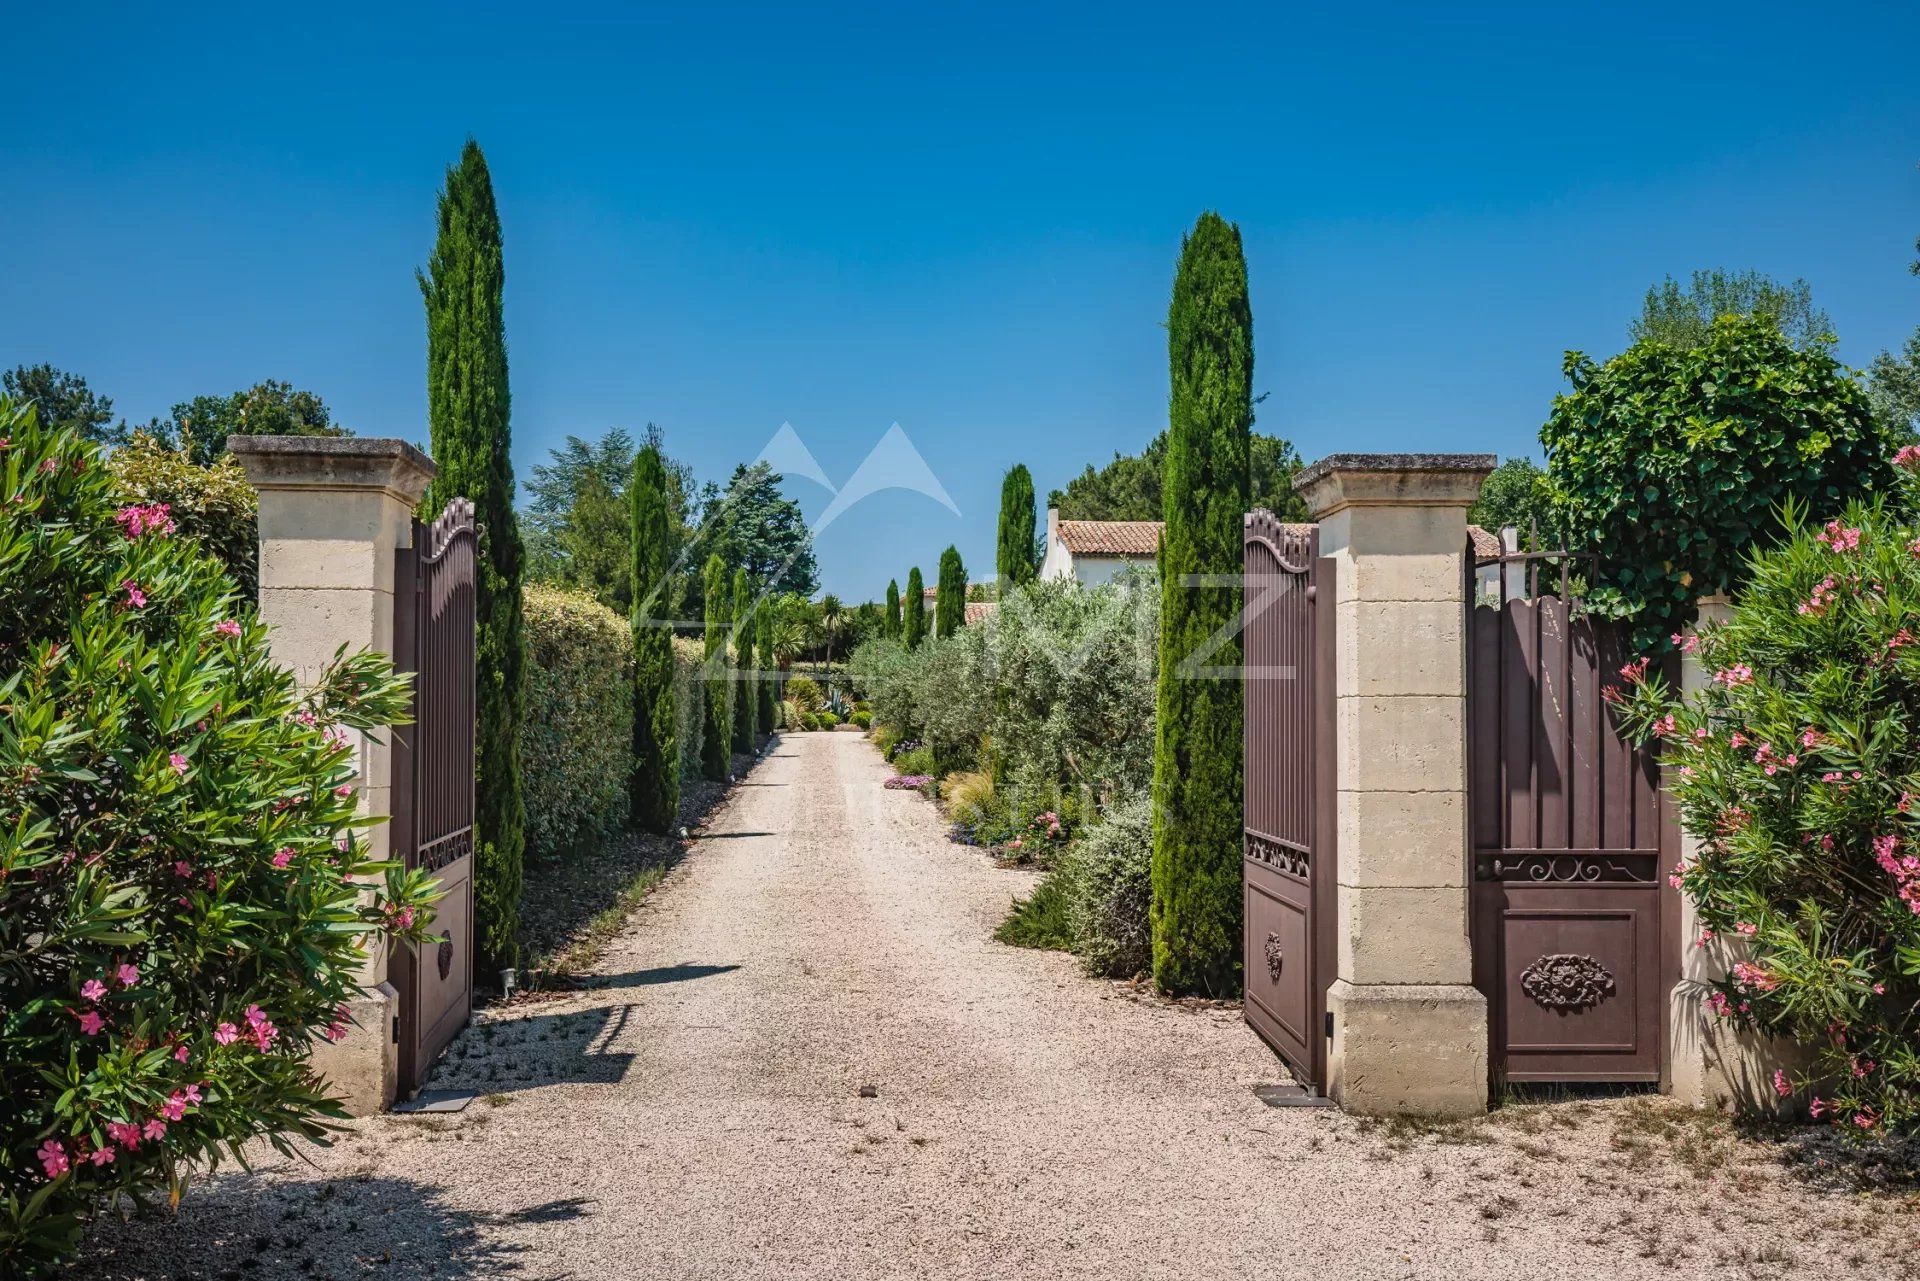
top-left (1466, 542), bottom-right (1677, 1083)
top-left (391, 498), bottom-right (478, 1096)
top-left (1242, 514), bottom-right (1336, 1092)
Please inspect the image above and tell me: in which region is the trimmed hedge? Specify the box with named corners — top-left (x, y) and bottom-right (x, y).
top-left (521, 586), bottom-right (634, 859)
top-left (674, 637), bottom-right (707, 782)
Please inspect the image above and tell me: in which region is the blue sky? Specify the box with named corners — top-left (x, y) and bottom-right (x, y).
top-left (3, 2), bottom-right (1917, 598)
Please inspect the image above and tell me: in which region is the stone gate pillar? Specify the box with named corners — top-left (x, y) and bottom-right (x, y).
top-left (229, 435), bottom-right (436, 1115)
top-left (1295, 453), bottom-right (1495, 1117)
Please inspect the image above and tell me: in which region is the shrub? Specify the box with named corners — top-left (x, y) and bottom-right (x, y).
top-left (785, 674), bottom-right (825, 713)
top-left (1618, 457), bottom-right (1920, 1137)
top-left (672, 638), bottom-right (705, 782)
top-left (1063, 792), bottom-right (1154, 978)
top-left (0, 402), bottom-right (440, 1272)
top-left (851, 709), bottom-right (872, 729)
top-left (1545, 313), bottom-right (1893, 653)
top-left (700, 554), bottom-right (730, 780)
top-left (994, 871), bottom-right (1074, 951)
top-left (520, 586), bottom-right (634, 859)
top-left (628, 442), bottom-right (679, 833)
top-left (105, 431), bottom-right (259, 597)
top-left (893, 745), bottom-right (937, 778)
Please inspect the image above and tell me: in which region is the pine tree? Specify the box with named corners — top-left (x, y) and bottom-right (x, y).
top-left (420, 139), bottom-right (526, 973)
top-left (731, 567), bottom-right (756, 754)
top-left (996, 464), bottom-right (1037, 589)
top-left (628, 443), bottom-right (678, 833)
top-left (935, 546), bottom-right (966, 638)
top-left (902, 566), bottom-right (926, 649)
top-left (1150, 211), bottom-right (1253, 996)
top-left (755, 600), bottom-right (776, 735)
top-left (701, 553), bottom-right (731, 780)
top-left (884, 579), bottom-right (902, 640)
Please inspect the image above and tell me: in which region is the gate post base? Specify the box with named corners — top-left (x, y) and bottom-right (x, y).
top-left (1327, 979), bottom-right (1488, 1118)
top-left (308, 982), bottom-right (400, 1116)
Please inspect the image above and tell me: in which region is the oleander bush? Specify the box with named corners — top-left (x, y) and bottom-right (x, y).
top-left (1617, 451), bottom-right (1920, 1137)
top-left (520, 586), bottom-right (634, 858)
top-left (0, 401), bottom-right (440, 1273)
top-left (105, 432), bottom-right (259, 597)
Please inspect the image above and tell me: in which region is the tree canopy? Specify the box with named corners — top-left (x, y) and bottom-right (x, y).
top-left (1049, 429), bottom-right (1304, 522)
top-left (1, 364), bottom-right (125, 447)
top-left (165, 380), bottom-right (350, 465)
top-left (698, 461), bottom-right (818, 599)
top-left (1631, 269), bottom-right (1832, 353)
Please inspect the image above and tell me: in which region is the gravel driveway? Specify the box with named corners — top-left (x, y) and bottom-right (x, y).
top-left (81, 732), bottom-right (1915, 1280)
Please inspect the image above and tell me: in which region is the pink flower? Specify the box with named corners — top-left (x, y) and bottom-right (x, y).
top-left (89, 1145), bottom-right (115, 1167)
top-left (1735, 922), bottom-right (1758, 936)
top-left (106, 1121), bottom-right (142, 1151)
top-left (272, 849), bottom-right (295, 869)
top-left (116, 963), bottom-right (138, 987)
top-left (250, 1020), bottom-right (278, 1052)
top-left (115, 502), bottom-right (177, 539)
top-left (1810, 1096), bottom-right (1828, 1118)
top-left (80, 978), bottom-right (106, 1002)
top-left (334, 784), bottom-right (353, 798)
top-left (214, 619), bottom-right (243, 638)
top-left (168, 753), bottom-right (188, 776)
top-left (1873, 982), bottom-right (1886, 995)
top-left (173, 1044), bottom-right (190, 1064)
top-left (1619, 657), bottom-right (1650, 684)
top-left (77, 1010), bottom-right (106, 1036)
top-left (1732, 961), bottom-right (1780, 992)
top-left (122, 580), bottom-right (148, 610)
top-left (1822, 771), bottom-right (1843, 783)
top-left (182, 1084), bottom-right (202, 1105)
top-left (214, 1021), bottom-right (239, 1045)
top-left (1816, 520), bottom-right (1862, 553)
top-left (1896, 444), bottom-right (1920, 470)
top-left (324, 1020), bottom-right (349, 1042)
top-left (1714, 664), bottom-right (1754, 687)
top-left (142, 1118), bottom-right (167, 1141)
top-left (174, 860), bottom-right (193, 877)
top-left (160, 1096), bottom-right (186, 1122)
top-left (37, 1139), bottom-right (68, 1179)
top-left (245, 1004), bottom-right (268, 1028)
top-left (1772, 1068), bottom-right (1791, 1097)
top-left (1853, 1112), bottom-right (1878, 1130)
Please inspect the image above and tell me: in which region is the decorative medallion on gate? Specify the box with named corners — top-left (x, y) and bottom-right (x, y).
top-left (1264, 933), bottom-right (1285, 981)
top-left (436, 935), bottom-right (455, 981)
top-left (1519, 953), bottom-right (1616, 1011)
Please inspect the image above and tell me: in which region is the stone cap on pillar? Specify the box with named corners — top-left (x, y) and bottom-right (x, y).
top-left (1294, 453), bottom-right (1496, 521)
top-left (229, 435), bottom-right (436, 507)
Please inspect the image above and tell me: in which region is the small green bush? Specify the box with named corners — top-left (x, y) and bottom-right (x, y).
top-left (106, 431), bottom-right (259, 596)
top-left (520, 586), bottom-right (634, 859)
top-left (994, 871), bottom-right (1074, 951)
top-left (673, 638), bottom-right (705, 782)
top-left (894, 745), bottom-right (936, 777)
top-left (785, 674), bottom-right (825, 713)
top-left (852, 709), bottom-right (872, 729)
top-left (1063, 792), bottom-right (1154, 978)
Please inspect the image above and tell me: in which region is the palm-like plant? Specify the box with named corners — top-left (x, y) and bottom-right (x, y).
top-left (819, 593), bottom-right (845, 673)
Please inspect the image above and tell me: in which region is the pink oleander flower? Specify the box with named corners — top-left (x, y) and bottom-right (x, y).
top-left (116, 962), bottom-right (138, 987)
top-left (173, 1044), bottom-right (190, 1064)
top-left (214, 1021), bottom-right (239, 1045)
top-left (105, 1121), bottom-right (142, 1152)
top-left (37, 1139), bottom-right (68, 1179)
top-left (324, 1020), bottom-right (350, 1042)
top-left (182, 1083), bottom-right (202, 1105)
top-left (294, 709), bottom-right (317, 727)
top-left (1735, 922), bottom-right (1758, 936)
top-left (1853, 1112), bottom-right (1878, 1130)
top-left (1896, 444), bottom-right (1920, 470)
top-left (389, 906), bottom-right (415, 930)
top-left (1810, 1096), bottom-right (1829, 1118)
top-left (1873, 982), bottom-right (1886, 995)
top-left (80, 978), bottom-right (106, 1002)
top-left (168, 752), bottom-right (188, 776)
top-left (250, 1021), bottom-right (278, 1052)
top-left (89, 1145), bottom-right (115, 1167)
top-left (1730, 732), bottom-right (1748, 749)
top-left (1619, 657), bottom-right (1650, 683)
top-left (245, 1003), bottom-right (268, 1028)
top-left (1715, 664), bottom-right (1754, 687)
top-left (1851, 1057), bottom-right (1875, 1078)
top-left (1671, 631), bottom-right (1700, 654)
top-left (1732, 960), bottom-right (1780, 992)
top-left (334, 784), bottom-right (353, 798)
top-left (1651, 713), bottom-right (1677, 739)
top-left (122, 580), bottom-right (148, 609)
top-left (1816, 520), bottom-right (1862, 553)
top-left (77, 1010), bottom-right (106, 1036)
top-left (213, 618), bottom-right (242, 638)
top-left (142, 1118), bottom-right (167, 1141)
top-left (1822, 771), bottom-right (1844, 783)
top-left (272, 848), bottom-right (295, 869)
top-left (1772, 1068), bottom-right (1791, 1098)
top-left (160, 1096), bottom-right (186, 1122)
top-left (115, 502), bottom-right (176, 539)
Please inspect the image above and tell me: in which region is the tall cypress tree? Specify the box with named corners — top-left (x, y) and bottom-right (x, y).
top-left (628, 443), bottom-right (678, 833)
top-left (996, 464), bottom-right (1037, 590)
top-left (902, 566), bottom-right (926, 649)
top-left (420, 139), bottom-right (526, 973)
top-left (1150, 211), bottom-right (1253, 996)
top-left (755, 600), bottom-right (776, 735)
top-left (935, 546), bottom-right (966, 638)
top-left (883, 579), bottom-right (902, 640)
top-left (730, 567), bottom-right (755, 754)
top-left (701, 553), bottom-right (731, 780)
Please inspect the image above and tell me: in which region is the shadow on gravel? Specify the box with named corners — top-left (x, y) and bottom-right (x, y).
top-left (425, 1006), bottom-right (641, 1095)
top-left (587, 962), bottom-right (741, 989)
top-left (75, 1172), bottom-right (528, 1280)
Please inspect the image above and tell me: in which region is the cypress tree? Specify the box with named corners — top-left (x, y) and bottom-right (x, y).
top-left (420, 139), bottom-right (526, 974)
top-left (884, 579), bottom-right (901, 641)
top-left (996, 464), bottom-right (1038, 589)
top-left (756, 599), bottom-right (776, 735)
top-left (902, 566), bottom-right (926, 649)
top-left (935, 546), bottom-right (966, 638)
top-left (1149, 211), bottom-right (1253, 996)
top-left (701, 553), bottom-right (731, 780)
top-left (731, 567), bottom-right (755, 754)
top-left (628, 443), bottom-right (679, 833)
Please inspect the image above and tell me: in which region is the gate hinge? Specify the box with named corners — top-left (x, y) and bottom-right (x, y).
top-left (392, 1015), bottom-right (400, 1045)
top-left (1325, 1011), bottom-right (1334, 1041)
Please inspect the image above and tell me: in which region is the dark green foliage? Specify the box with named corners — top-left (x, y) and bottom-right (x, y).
top-left (731, 568), bottom-right (755, 753)
top-left (420, 139), bottom-right (526, 974)
top-left (629, 443), bottom-right (679, 833)
top-left (1631, 269), bottom-right (1832, 353)
top-left (697, 462), bottom-right (818, 599)
top-left (106, 433), bottom-right (260, 595)
top-left (1048, 430), bottom-right (1304, 522)
top-left (164, 380), bottom-right (350, 465)
top-left (524, 426), bottom-right (698, 618)
top-left (1150, 211), bottom-right (1252, 997)
top-left (521, 586), bottom-right (633, 857)
top-left (884, 579), bottom-right (902, 640)
top-left (1543, 314), bottom-right (1893, 653)
top-left (701, 553), bottom-right (731, 780)
top-left (1869, 239), bottom-right (1920, 440)
top-left (997, 464), bottom-right (1038, 588)
top-left (755, 600), bottom-right (776, 735)
top-left (993, 870), bottom-right (1075, 951)
top-left (2, 363), bottom-right (126, 447)
top-left (935, 546), bottom-right (966, 638)
top-left (902, 566), bottom-right (926, 649)
top-left (1466, 456), bottom-right (1554, 546)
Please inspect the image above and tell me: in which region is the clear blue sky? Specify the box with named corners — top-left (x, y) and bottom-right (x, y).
top-left (4, 2), bottom-right (1917, 598)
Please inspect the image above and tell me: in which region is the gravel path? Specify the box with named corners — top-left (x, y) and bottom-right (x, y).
top-left (81, 732), bottom-right (1916, 1280)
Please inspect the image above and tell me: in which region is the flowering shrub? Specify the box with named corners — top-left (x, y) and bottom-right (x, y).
top-left (883, 774), bottom-right (932, 791)
top-left (0, 401), bottom-right (441, 1271)
top-left (1616, 456), bottom-right (1920, 1137)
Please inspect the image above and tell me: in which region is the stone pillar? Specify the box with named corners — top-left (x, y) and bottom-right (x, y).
top-left (1667, 595), bottom-right (1807, 1111)
top-left (230, 435), bottom-right (436, 1115)
top-left (1295, 453), bottom-right (1495, 1117)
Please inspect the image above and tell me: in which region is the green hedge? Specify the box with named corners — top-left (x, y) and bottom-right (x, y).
top-left (674, 637), bottom-right (707, 782)
top-left (521, 586), bottom-right (634, 858)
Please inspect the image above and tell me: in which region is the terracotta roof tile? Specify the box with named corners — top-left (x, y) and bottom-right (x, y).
top-left (1057, 520), bottom-right (1163, 556)
top-left (964, 600), bottom-right (997, 625)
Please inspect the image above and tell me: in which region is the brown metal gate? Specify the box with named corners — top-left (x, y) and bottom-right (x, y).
top-left (391, 498), bottom-right (478, 1097)
top-left (1466, 543), bottom-right (1677, 1084)
top-left (1242, 514), bottom-right (1335, 1092)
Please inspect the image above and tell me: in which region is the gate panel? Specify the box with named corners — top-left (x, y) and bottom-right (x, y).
top-left (1242, 514), bottom-right (1334, 1092)
top-left (1467, 544), bottom-right (1671, 1083)
top-left (392, 498), bottom-right (478, 1097)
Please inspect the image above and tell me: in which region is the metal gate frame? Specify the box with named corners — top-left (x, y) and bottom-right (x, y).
top-left (1242, 514), bottom-right (1337, 1093)
top-left (390, 498), bottom-right (478, 1097)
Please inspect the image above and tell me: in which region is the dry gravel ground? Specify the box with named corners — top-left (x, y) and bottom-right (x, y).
top-left (80, 732), bottom-right (1917, 1280)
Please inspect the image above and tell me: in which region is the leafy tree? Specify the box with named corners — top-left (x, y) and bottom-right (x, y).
top-left (731, 568), bottom-right (756, 753)
top-left (884, 578), bottom-right (902, 640)
top-left (698, 462), bottom-right (818, 599)
top-left (902, 566), bottom-right (927, 649)
top-left (1868, 236), bottom-right (1920, 441)
top-left (1, 364), bottom-right (125, 447)
top-left (420, 139), bottom-right (526, 973)
top-left (545, 468), bottom-right (630, 613)
top-left (1467, 457), bottom-right (1554, 545)
top-left (935, 547), bottom-right (966, 638)
top-left (165, 380), bottom-right (350, 465)
top-left (628, 443), bottom-right (679, 833)
top-left (769, 594), bottom-right (812, 669)
top-left (997, 464), bottom-right (1038, 588)
top-left (1631, 269), bottom-right (1832, 352)
top-left (524, 426), bottom-right (696, 619)
top-left (819, 593), bottom-right (845, 671)
top-left (700, 553), bottom-right (731, 780)
top-left (1151, 211), bottom-right (1252, 997)
top-left (1049, 430), bottom-right (1304, 522)
top-left (1544, 314), bottom-right (1892, 653)
top-left (755, 599), bottom-right (776, 735)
